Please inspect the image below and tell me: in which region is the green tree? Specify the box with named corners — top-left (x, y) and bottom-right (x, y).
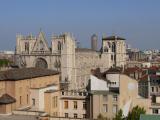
top-left (0, 59), bottom-right (10, 68)
top-left (114, 109), bottom-right (125, 120)
top-left (127, 105), bottom-right (146, 120)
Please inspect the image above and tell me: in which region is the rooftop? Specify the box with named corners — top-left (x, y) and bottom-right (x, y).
top-left (0, 94), bottom-right (16, 105)
top-left (124, 67), bottom-right (143, 75)
top-left (75, 48), bottom-right (98, 52)
top-left (90, 90), bottom-right (119, 95)
top-left (102, 35), bottom-right (125, 40)
top-left (0, 67), bottom-right (59, 81)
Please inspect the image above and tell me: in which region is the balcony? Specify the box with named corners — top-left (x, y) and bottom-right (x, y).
top-left (60, 91), bottom-right (88, 99)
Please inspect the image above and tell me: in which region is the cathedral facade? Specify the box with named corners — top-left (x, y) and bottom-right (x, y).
top-left (15, 31), bottom-right (126, 90)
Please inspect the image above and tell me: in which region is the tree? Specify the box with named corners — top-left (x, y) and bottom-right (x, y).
top-left (127, 105), bottom-right (146, 120)
top-left (114, 109), bottom-right (125, 120)
top-left (0, 59), bottom-right (11, 68)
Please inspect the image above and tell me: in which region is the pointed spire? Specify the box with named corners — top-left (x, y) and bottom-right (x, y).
top-left (40, 28), bottom-right (42, 32)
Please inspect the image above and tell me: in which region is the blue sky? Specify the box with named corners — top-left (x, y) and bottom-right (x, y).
top-left (0, 0), bottom-right (160, 50)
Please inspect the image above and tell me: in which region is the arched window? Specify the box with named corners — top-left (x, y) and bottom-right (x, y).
top-left (112, 42), bottom-right (116, 52)
top-left (58, 41), bottom-right (61, 51)
top-left (35, 58), bottom-right (48, 68)
top-left (108, 42), bottom-right (111, 48)
top-left (104, 46), bottom-right (108, 52)
top-left (25, 42), bottom-right (29, 52)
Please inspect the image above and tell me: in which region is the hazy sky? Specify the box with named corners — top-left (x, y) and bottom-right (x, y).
top-left (0, 0), bottom-right (160, 50)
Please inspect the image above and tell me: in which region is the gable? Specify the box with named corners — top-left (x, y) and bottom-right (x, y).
top-left (32, 31), bottom-right (50, 52)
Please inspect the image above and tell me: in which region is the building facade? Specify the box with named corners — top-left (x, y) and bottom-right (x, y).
top-left (89, 73), bottom-right (151, 119)
top-left (15, 31), bottom-right (126, 90)
top-left (44, 90), bottom-right (89, 119)
top-left (0, 68), bottom-right (59, 114)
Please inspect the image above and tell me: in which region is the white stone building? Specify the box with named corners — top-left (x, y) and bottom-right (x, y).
top-left (15, 31), bottom-right (126, 90)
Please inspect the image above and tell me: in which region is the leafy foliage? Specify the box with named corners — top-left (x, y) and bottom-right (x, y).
top-left (114, 106), bottom-right (146, 120)
top-left (114, 109), bottom-right (125, 120)
top-left (127, 105), bottom-right (146, 120)
top-left (0, 59), bottom-right (11, 67)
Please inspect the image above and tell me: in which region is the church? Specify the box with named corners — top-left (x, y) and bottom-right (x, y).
top-left (15, 31), bottom-right (126, 90)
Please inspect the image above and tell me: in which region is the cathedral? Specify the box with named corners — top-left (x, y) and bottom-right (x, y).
top-left (15, 31), bottom-right (126, 90)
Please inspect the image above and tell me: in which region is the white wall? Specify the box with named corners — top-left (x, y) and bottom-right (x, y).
top-left (142, 62), bottom-right (151, 68)
top-left (106, 73), bottom-right (120, 87)
top-left (90, 75), bottom-right (109, 91)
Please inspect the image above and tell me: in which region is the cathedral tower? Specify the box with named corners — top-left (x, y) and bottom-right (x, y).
top-left (102, 35), bottom-right (126, 68)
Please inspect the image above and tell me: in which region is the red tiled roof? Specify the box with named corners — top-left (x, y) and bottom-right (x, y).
top-left (124, 67), bottom-right (143, 75)
top-left (148, 66), bottom-right (159, 70)
top-left (140, 74), bottom-right (148, 81)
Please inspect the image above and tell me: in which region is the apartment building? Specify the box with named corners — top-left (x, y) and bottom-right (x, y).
top-left (124, 66), bottom-right (160, 115)
top-left (44, 90), bottom-right (90, 119)
top-left (89, 68), bottom-right (151, 119)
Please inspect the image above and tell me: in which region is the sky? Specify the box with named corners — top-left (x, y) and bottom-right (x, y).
top-left (0, 0), bottom-right (160, 50)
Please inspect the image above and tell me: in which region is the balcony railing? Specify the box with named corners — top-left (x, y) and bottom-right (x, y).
top-left (61, 91), bottom-right (88, 98)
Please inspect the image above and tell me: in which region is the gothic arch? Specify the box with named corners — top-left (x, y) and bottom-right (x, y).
top-left (35, 58), bottom-right (48, 69)
top-left (58, 41), bottom-right (61, 51)
top-left (112, 42), bottom-right (116, 52)
top-left (103, 46), bottom-right (108, 52)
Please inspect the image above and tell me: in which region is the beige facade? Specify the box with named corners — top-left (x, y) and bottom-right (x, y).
top-left (44, 90), bottom-right (89, 119)
top-left (0, 68), bottom-right (59, 114)
top-left (91, 91), bottom-right (119, 119)
top-left (90, 74), bottom-right (151, 119)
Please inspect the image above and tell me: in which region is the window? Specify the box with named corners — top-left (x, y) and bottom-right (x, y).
top-left (39, 41), bottom-right (44, 50)
top-left (153, 109), bottom-right (158, 114)
top-left (111, 55), bottom-right (114, 61)
top-left (20, 96), bottom-right (22, 105)
top-left (83, 114), bottom-right (87, 118)
top-left (83, 102), bottom-right (87, 110)
top-left (74, 113), bottom-right (78, 118)
top-left (64, 101), bottom-right (68, 109)
top-left (65, 113), bottom-right (68, 118)
top-left (156, 87), bottom-right (158, 92)
top-left (152, 87), bottom-right (154, 92)
top-left (58, 41), bottom-right (61, 51)
top-left (113, 95), bottom-right (118, 101)
top-left (79, 92), bottom-right (82, 96)
top-left (27, 94), bottom-right (29, 104)
top-left (103, 95), bottom-right (108, 102)
top-left (112, 43), bottom-right (116, 52)
top-left (113, 105), bottom-right (118, 114)
top-left (103, 104), bottom-right (108, 112)
top-left (32, 98), bottom-right (35, 106)
top-left (55, 96), bottom-right (57, 107)
top-left (73, 101), bottom-right (77, 109)
top-left (104, 46), bottom-right (108, 52)
top-left (52, 96), bottom-right (58, 108)
top-left (25, 42), bottom-right (29, 52)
